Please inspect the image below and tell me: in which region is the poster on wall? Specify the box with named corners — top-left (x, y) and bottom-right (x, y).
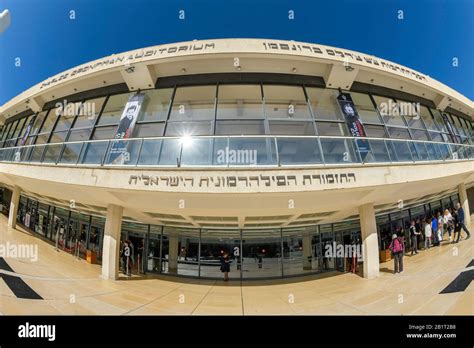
top-left (336, 92), bottom-right (370, 161)
top-left (441, 112), bottom-right (459, 144)
top-left (108, 92), bottom-right (145, 164)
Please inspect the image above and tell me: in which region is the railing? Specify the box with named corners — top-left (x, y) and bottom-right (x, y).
top-left (0, 135), bottom-right (472, 168)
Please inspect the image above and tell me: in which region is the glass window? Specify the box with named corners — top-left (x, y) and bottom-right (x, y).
top-left (1, 123), bottom-right (12, 141)
top-left (73, 97), bottom-right (105, 128)
top-left (306, 88), bottom-right (344, 121)
top-left (215, 120), bottom-right (265, 135)
top-left (40, 108), bottom-right (61, 133)
top-left (419, 106), bottom-right (437, 131)
top-left (282, 227), bottom-right (320, 275)
top-left (97, 93), bottom-right (132, 125)
top-left (390, 140), bottom-right (413, 161)
top-left (12, 117), bottom-right (27, 138)
top-left (92, 126), bottom-right (116, 140)
top-left (412, 142), bottom-right (430, 161)
top-left (410, 129), bottom-right (429, 141)
top-left (138, 139), bottom-right (161, 165)
top-left (53, 112), bottom-right (76, 132)
top-left (48, 131), bottom-right (68, 143)
top-left (165, 121), bottom-right (212, 136)
top-left (387, 126), bottom-right (411, 139)
top-left (268, 121), bottom-right (315, 135)
top-left (450, 115), bottom-right (467, 136)
top-left (6, 120), bottom-right (18, 139)
top-left (263, 85), bottom-right (311, 119)
top-left (31, 111), bottom-right (48, 135)
top-left (217, 84), bottom-right (263, 119)
top-left (169, 86), bottom-right (216, 121)
top-left (316, 121), bottom-right (348, 136)
top-left (430, 109), bottom-right (447, 132)
top-left (364, 124), bottom-right (386, 138)
top-left (351, 92), bottom-right (382, 124)
top-left (366, 139), bottom-right (391, 162)
top-left (67, 128), bottom-right (92, 142)
top-left (320, 138), bottom-right (359, 163)
top-left (60, 143), bottom-right (83, 164)
top-left (242, 229), bottom-right (282, 278)
top-left (277, 138), bottom-right (322, 165)
top-left (137, 88), bottom-right (173, 122)
top-left (134, 123), bottom-right (165, 138)
top-left (373, 95), bottom-right (406, 126)
top-left (429, 131), bottom-right (448, 143)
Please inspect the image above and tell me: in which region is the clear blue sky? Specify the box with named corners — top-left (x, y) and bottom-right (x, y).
top-left (0, 0), bottom-right (472, 105)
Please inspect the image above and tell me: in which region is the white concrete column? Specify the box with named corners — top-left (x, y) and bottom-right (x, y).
top-left (8, 185), bottom-right (20, 229)
top-left (101, 204), bottom-right (123, 280)
top-left (359, 203), bottom-right (380, 279)
top-left (302, 234), bottom-right (312, 270)
top-left (458, 183), bottom-right (471, 227)
top-left (168, 235), bottom-right (179, 274)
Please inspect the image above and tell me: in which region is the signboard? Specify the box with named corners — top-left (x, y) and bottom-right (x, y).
top-left (336, 92), bottom-right (370, 161)
top-left (108, 93), bottom-right (145, 164)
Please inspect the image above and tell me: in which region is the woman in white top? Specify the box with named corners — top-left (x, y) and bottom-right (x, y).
top-left (443, 209), bottom-right (453, 241)
top-left (437, 212), bottom-right (443, 242)
top-left (424, 218), bottom-right (432, 249)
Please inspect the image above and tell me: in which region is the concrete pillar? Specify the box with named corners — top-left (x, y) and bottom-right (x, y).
top-left (8, 186), bottom-right (20, 229)
top-left (302, 234), bottom-right (312, 270)
top-left (168, 235), bottom-right (179, 274)
top-left (101, 204), bottom-right (123, 280)
top-left (359, 203), bottom-right (379, 279)
top-left (458, 183), bottom-right (471, 227)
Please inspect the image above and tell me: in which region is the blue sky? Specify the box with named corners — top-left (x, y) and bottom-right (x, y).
top-left (0, 0), bottom-right (472, 105)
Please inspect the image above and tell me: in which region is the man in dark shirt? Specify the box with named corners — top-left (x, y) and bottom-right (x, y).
top-left (456, 202), bottom-right (471, 240)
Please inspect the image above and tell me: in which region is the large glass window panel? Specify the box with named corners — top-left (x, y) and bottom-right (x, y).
top-left (364, 124), bottom-right (386, 138)
top-left (351, 92), bottom-right (382, 124)
top-left (217, 84), bottom-right (263, 119)
top-left (104, 139), bottom-right (142, 165)
top-left (199, 229), bottom-right (241, 279)
top-left (79, 140), bottom-right (110, 164)
top-left (137, 88), bottom-right (173, 122)
top-left (137, 139), bottom-right (161, 165)
top-left (31, 111), bottom-right (48, 135)
top-left (169, 86), bottom-right (216, 121)
top-left (412, 142), bottom-right (430, 161)
top-left (410, 129), bottom-right (429, 141)
top-left (430, 109), bottom-right (447, 132)
top-left (42, 144), bottom-right (63, 163)
top-left (40, 108), bottom-right (61, 133)
top-left (276, 138), bottom-right (322, 165)
top-left (12, 117), bottom-right (27, 138)
top-left (242, 229), bottom-right (282, 278)
top-left (157, 138), bottom-right (182, 165)
top-left (373, 95), bottom-right (406, 126)
top-left (426, 142), bottom-right (441, 160)
top-left (180, 138), bottom-right (213, 166)
top-left (97, 93), bottom-right (132, 125)
top-left (176, 228), bottom-right (200, 276)
top-left (320, 138), bottom-right (359, 163)
top-left (67, 128), bottom-right (92, 142)
top-left (436, 143), bottom-right (451, 160)
top-left (319, 224), bottom-right (336, 271)
top-left (316, 121), bottom-right (348, 136)
top-left (92, 126), bottom-right (116, 140)
top-left (72, 97), bottom-right (105, 128)
top-left (227, 137), bottom-right (277, 165)
top-left (134, 123), bottom-right (165, 138)
top-left (419, 106), bottom-right (437, 130)
top-left (366, 139), bottom-right (391, 162)
top-left (6, 121), bottom-right (18, 140)
top-left (429, 131), bottom-right (447, 143)
top-left (49, 131), bottom-right (68, 144)
top-left (60, 143), bottom-right (83, 164)
top-left (306, 88), bottom-right (344, 121)
top-left (282, 226), bottom-right (320, 275)
top-left (18, 115), bottom-right (34, 139)
top-left (165, 121), bottom-right (212, 136)
top-left (1, 123), bottom-right (12, 141)
top-left (387, 126), bottom-right (411, 139)
top-left (268, 121), bottom-right (315, 135)
top-left (147, 225), bottom-right (162, 272)
top-left (451, 115), bottom-right (468, 137)
top-left (263, 85), bottom-right (311, 119)
top-left (54, 106), bottom-right (78, 132)
top-left (215, 120), bottom-right (265, 135)
top-left (390, 140), bottom-right (413, 161)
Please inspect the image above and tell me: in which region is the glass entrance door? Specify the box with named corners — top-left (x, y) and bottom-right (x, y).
top-left (200, 229), bottom-right (241, 279)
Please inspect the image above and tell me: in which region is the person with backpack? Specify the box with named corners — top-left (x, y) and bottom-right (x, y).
top-left (409, 220), bottom-right (420, 255)
top-left (389, 234), bottom-right (404, 274)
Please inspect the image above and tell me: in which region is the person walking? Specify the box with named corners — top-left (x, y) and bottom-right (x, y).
top-left (456, 202), bottom-right (471, 240)
top-left (409, 220), bottom-right (420, 255)
top-left (424, 218), bottom-right (432, 249)
top-left (431, 214), bottom-right (439, 246)
top-left (452, 209), bottom-right (462, 244)
top-left (389, 234), bottom-right (404, 274)
top-left (443, 209), bottom-right (453, 242)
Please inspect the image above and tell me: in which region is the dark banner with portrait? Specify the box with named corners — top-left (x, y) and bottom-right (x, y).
top-left (337, 92), bottom-right (370, 161)
top-left (441, 112), bottom-right (459, 144)
top-left (108, 92), bottom-right (145, 164)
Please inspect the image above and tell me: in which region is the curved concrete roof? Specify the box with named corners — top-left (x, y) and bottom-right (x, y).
top-left (1, 38), bottom-right (473, 123)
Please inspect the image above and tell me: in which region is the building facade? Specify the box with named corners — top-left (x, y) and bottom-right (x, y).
top-left (0, 39), bottom-right (472, 280)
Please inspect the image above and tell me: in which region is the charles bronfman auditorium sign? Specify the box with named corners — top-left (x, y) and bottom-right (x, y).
top-left (39, 39), bottom-right (427, 90)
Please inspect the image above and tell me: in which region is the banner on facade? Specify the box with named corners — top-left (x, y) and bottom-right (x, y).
top-left (336, 92), bottom-right (370, 161)
top-left (441, 112), bottom-right (459, 144)
top-left (20, 117), bottom-right (35, 146)
top-left (108, 93), bottom-right (145, 164)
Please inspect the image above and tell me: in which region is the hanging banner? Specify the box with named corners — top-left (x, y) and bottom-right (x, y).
top-left (20, 117), bottom-right (35, 146)
top-left (441, 112), bottom-right (459, 144)
top-left (336, 92), bottom-right (370, 161)
top-left (108, 93), bottom-right (145, 164)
